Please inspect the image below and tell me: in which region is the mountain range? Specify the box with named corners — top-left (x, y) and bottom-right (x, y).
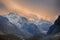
top-left (0, 12), bottom-right (52, 39)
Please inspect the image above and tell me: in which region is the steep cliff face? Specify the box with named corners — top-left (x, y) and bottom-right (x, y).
top-left (47, 15), bottom-right (60, 35)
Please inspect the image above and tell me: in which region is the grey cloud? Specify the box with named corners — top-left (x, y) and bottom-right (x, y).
top-left (0, 2), bottom-right (7, 10)
top-left (57, 0), bottom-right (60, 9)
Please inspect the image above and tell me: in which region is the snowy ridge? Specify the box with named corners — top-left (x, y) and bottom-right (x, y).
top-left (4, 12), bottom-right (52, 37)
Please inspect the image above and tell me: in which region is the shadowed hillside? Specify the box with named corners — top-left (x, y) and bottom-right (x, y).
top-left (0, 34), bottom-right (22, 40)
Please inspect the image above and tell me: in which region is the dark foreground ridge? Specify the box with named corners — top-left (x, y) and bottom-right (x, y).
top-left (47, 15), bottom-right (60, 35)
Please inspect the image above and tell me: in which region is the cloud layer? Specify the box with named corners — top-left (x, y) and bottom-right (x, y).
top-left (0, 0), bottom-right (60, 22)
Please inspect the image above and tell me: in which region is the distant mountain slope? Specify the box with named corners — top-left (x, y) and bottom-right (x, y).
top-left (5, 12), bottom-right (28, 28)
top-left (21, 23), bottom-right (40, 35)
top-left (0, 15), bottom-right (33, 39)
top-left (6, 13), bottom-right (41, 35)
top-left (5, 12), bottom-right (51, 34)
top-left (5, 13), bottom-right (52, 35)
top-left (33, 20), bottom-right (52, 34)
top-left (0, 12), bottom-right (52, 39)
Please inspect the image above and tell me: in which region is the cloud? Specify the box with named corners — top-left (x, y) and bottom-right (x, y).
top-left (0, 2), bottom-right (7, 10)
top-left (1, 0), bottom-right (60, 22)
top-left (57, 0), bottom-right (60, 9)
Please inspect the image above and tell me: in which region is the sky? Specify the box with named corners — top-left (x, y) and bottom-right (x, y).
top-left (0, 0), bottom-right (60, 22)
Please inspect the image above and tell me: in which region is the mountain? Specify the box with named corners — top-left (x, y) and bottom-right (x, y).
top-left (5, 13), bottom-right (52, 35)
top-left (47, 15), bottom-right (60, 35)
top-left (21, 23), bottom-right (40, 35)
top-left (0, 15), bottom-right (33, 39)
top-left (5, 12), bottom-right (28, 28)
top-left (7, 13), bottom-right (40, 35)
top-left (5, 13), bottom-right (33, 38)
top-left (33, 19), bottom-right (52, 34)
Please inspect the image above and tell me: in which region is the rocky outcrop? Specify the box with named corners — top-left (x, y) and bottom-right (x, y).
top-left (47, 15), bottom-right (60, 35)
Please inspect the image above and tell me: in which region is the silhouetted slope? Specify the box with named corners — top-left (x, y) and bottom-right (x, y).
top-left (0, 34), bottom-right (22, 40)
top-left (42, 33), bottom-right (60, 40)
top-left (47, 15), bottom-right (60, 35)
top-left (26, 33), bottom-right (46, 40)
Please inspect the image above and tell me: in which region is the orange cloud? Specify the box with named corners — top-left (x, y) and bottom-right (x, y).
top-left (1, 0), bottom-right (58, 22)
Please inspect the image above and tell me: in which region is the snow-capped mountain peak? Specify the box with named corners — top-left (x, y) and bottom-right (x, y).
top-left (5, 12), bottom-right (28, 28)
top-left (4, 12), bottom-right (52, 35)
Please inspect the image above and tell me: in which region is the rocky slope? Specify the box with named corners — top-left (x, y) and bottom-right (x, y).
top-left (47, 15), bottom-right (60, 35)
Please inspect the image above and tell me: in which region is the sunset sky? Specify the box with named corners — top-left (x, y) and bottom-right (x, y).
top-left (0, 0), bottom-right (60, 22)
